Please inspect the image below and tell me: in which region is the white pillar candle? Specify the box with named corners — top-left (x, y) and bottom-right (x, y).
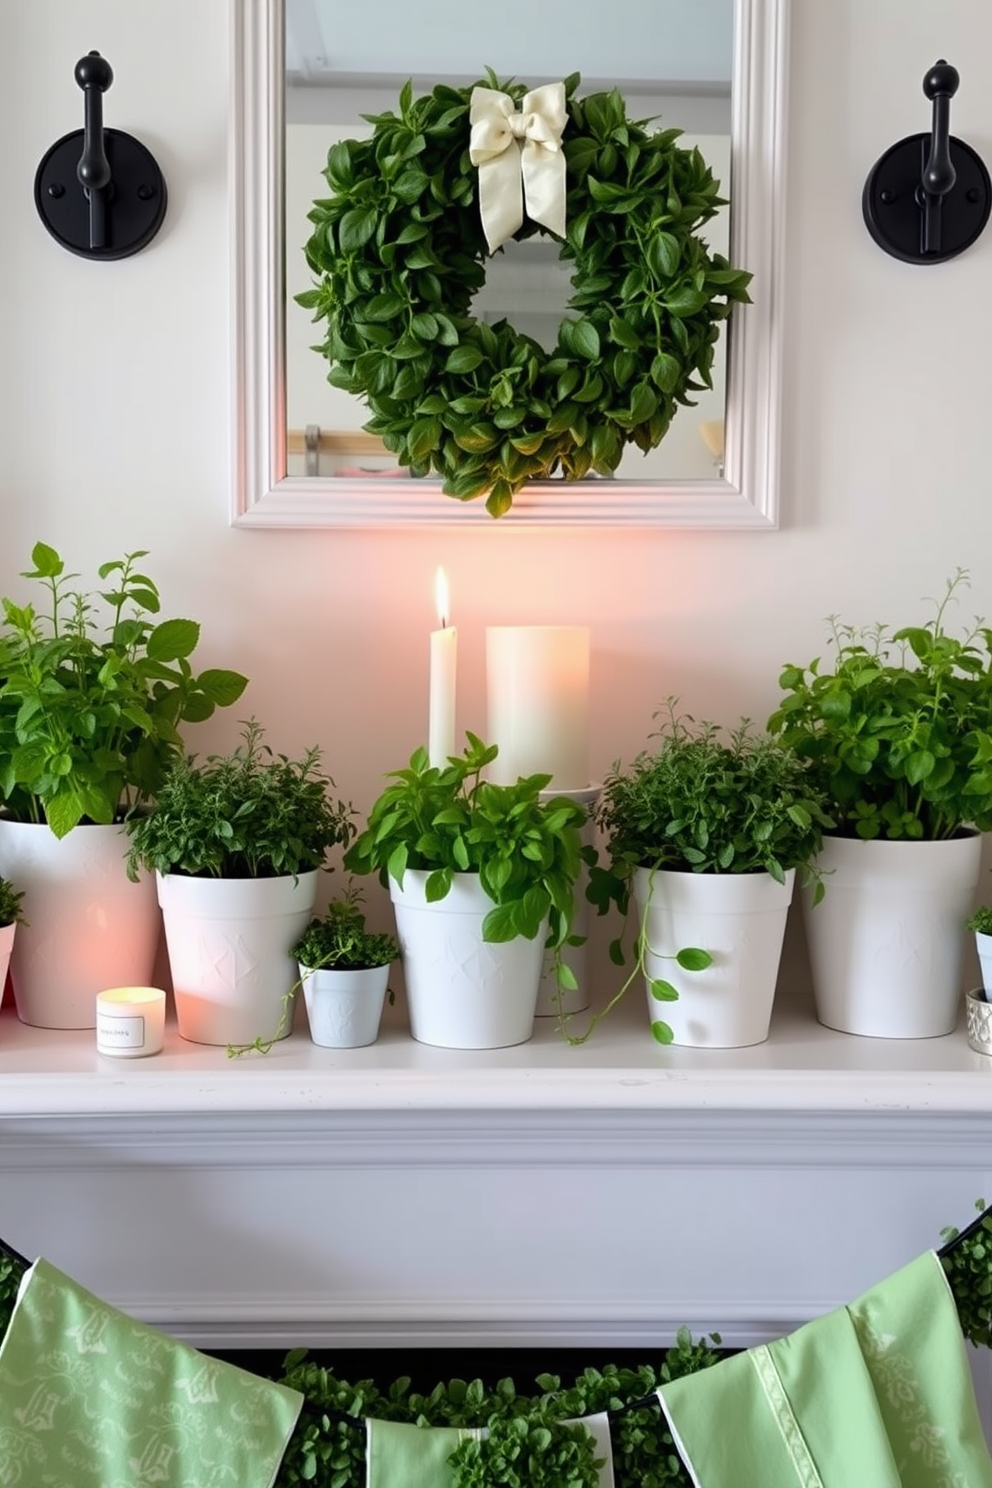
top-left (96, 986), bottom-right (166, 1058)
top-left (486, 626), bottom-right (590, 788)
top-left (428, 567), bottom-right (457, 768)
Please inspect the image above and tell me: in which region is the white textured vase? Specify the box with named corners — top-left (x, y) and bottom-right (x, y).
top-left (390, 870), bottom-right (546, 1049)
top-left (158, 871), bottom-right (318, 1046)
top-left (0, 819), bottom-right (160, 1029)
top-left (803, 833), bottom-right (982, 1039)
top-left (300, 963), bottom-right (390, 1048)
top-left (634, 866), bottom-right (795, 1048)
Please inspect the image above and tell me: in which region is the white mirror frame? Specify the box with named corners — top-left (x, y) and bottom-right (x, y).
top-left (231, 0), bottom-right (788, 529)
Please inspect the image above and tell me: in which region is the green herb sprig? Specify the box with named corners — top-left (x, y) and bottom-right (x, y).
top-left (0, 876), bottom-right (25, 928)
top-left (298, 71), bottom-right (751, 517)
top-left (0, 543), bottom-right (248, 838)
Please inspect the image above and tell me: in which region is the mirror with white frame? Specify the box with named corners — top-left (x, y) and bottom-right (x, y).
top-left (231, 0), bottom-right (787, 528)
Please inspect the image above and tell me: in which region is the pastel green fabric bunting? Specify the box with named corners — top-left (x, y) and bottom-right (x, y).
top-left (0, 1257), bottom-right (303, 1488)
top-left (658, 1250), bottom-right (992, 1488)
top-left (366, 1420), bottom-right (478, 1487)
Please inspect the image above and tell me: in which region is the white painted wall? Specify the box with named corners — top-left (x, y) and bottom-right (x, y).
top-left (3, 0), bottom-right (992, 988)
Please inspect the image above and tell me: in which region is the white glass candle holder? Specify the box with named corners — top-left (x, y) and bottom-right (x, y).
top-left (96, 986), bottom-right (166, 1058)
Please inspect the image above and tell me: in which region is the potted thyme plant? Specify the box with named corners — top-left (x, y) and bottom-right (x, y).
top-left (768, 570), bottom-right (992, 1038)
top-left (343, 733), bottom-right (587, 1049)
top-left (125, 720), bottom-right (354, 1048)
top-left (0, 542), bottom-right (247, 1029)
top-left (579, 703), bottom-right (833, 1049)
top-left (292, 888), bottom-right (398, 1048)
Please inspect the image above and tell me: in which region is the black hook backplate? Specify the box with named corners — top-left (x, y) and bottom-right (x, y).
top-left (34, 128), bottom-right (167, 261)
top-left (863, 132), bottom-right (991, 264)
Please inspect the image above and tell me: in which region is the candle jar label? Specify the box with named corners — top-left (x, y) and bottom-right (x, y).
top-left (96, 1012), bottom-right (146, 1051)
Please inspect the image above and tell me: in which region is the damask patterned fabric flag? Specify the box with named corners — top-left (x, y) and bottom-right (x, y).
top-left (0, 1257), bottom-right (303, 1488)
top-left (658, 1250), bottom-right (992, 1488)
top-left (366, 1411), bottom-right (615, 1487)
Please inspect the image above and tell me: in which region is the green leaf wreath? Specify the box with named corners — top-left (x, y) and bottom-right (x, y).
top-left (298, 71), bottom-right (752, 518)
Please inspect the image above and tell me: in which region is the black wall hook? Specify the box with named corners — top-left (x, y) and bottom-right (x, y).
top-left (863, 60), bottom-right (990, 264)
top-left (34, 50), bottom-right (167, 261)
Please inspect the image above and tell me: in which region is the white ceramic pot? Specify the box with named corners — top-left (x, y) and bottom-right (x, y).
top-left (634, 865), bottom-right (795, 1048)
top-left (975, 932), bottom-right (992, 998)
top-left (0, 819), bottom-right (160, 1029)
top-left (158, 870), bottom-right (318, 1046)
top-left (300, 963), bottom-right (390, 1048)
top-left (0, 922), bottom-right (14, 1016)
top-left (390, 870), bottom-right (546, 1049)
top-left (535, 784), bottom-right (600, 1017)
top-left (803, 833), bottom-right (982, 1039)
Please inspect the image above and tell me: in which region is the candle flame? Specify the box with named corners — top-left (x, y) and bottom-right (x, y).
top-left (435, 566), bottom-right (450, 629)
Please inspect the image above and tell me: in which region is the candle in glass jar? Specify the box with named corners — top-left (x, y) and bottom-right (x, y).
top-left (486, 626), bottom-right (590, 788)
top-left (428, 568), bottom-right (457, 767)
top-left (95, 986), bottom-right (166, 1058)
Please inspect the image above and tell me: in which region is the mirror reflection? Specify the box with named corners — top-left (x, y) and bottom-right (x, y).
top-left (283, 0), bottom-right (734, 486)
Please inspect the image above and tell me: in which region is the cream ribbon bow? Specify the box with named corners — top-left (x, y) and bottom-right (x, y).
top-left (469, 82), bottom-right (567, 254)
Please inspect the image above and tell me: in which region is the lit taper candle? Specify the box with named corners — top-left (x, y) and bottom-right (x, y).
top-left (428, 568), bottom-right (457, 767)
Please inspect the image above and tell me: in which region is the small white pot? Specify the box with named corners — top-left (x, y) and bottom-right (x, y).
top-left (0, 819), bottom-right (160, 1029)
top-left (634, 865), bottom-right (795, 1048)
top-left (803, 833), bottom-right (982, 1039)
top-left (300, 962), bottom-right (390, 1048)
top-left (975, 932), bottom-right (992, 998)
top-left (0, 922), bottom-right (15, 1016)
top-left (158, 871), bottom-right (318, 1046)
top-left (535, 784), bottom-right (600, 1017)
top-left (390, 870), bottom-right (546, 1049)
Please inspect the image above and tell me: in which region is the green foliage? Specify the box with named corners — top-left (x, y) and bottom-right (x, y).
top-left (293, 887), bottom-right (399, 971)
top-left (768, 571), bottom-right (992, 841)
top-left (343, 733), bottom-right (587, 971)
top-left (273, 1340), bottom-right (725, 1488)
top-left (0, 543), bottom-right (248, 838)
top-left (941, 1199), bottom-right (992, 1350)
top-left (0, 875), bottom-right (25, 928)
top-left (0, 1247), bottom-right (23, 1344)
top-left (298, 72), bottom-right (751, 518)
top-left (967, 906), bottom-right (992, 935)
top-left (125, 719), bottom-right (354, 879)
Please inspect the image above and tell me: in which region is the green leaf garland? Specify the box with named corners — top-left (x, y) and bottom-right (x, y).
top-left (299, 71), bottom-right (752, 518)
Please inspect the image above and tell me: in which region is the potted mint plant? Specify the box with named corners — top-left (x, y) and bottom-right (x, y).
top-left (768, 571), bottom-right (992, 1039)
top-left (292, 890), bottom-right (398, 1049)
top-left (125, 720), bottom-right (354, 1048)
top-left (581, 704), bottom-right (832, 1049)
top-left (0, 542), bottom-right (247, 1029)
top-left (343, 733), bottom-right (587, 1049)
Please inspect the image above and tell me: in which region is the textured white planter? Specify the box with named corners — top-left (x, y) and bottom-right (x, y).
top-left (803, 833), bottom-right (982, 1039)
top-left (975, 933), bottom-right (992, 998)
top-left (0, 922), bottom-right (14, 1016)
top-left (0, 819), bottom-right (160, 1029)
top-left (300, 963), bottom-right (390, 1048)
top-left (535, 784), bottom-right (600, 1017)
top-left (158, 871), bottom-right (318, 1046)
top-left (634, 866), bottom-right (795, 1048)
top-left (390, 870), bottom-right (546, 1049)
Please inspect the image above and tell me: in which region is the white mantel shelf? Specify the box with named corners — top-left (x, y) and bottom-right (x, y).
top-left (3, 990), bottom-right (992, 1360)
top-left (1, 995), bottom-right (991, 1116)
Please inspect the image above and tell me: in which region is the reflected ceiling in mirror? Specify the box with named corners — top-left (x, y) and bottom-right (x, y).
top-left (232, 0), bottom-right (787, 527)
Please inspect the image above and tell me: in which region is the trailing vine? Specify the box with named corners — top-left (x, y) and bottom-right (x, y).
top-left (299, 71), bottom-right (751, 517)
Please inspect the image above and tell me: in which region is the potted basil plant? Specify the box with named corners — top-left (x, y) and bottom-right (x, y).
top-left (768, 570), bottom-right (992, 1038)
top-left (581, 704), bottom-right (833, 1049)
top-left (343, 733), bottom-right (587, 1049)
top-left (125, 720), bottom-right (354, 1048)
top-left (0, 542), bottom-right (247, 1029)
top-left (292, 889), bottom-right (398, 1049)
